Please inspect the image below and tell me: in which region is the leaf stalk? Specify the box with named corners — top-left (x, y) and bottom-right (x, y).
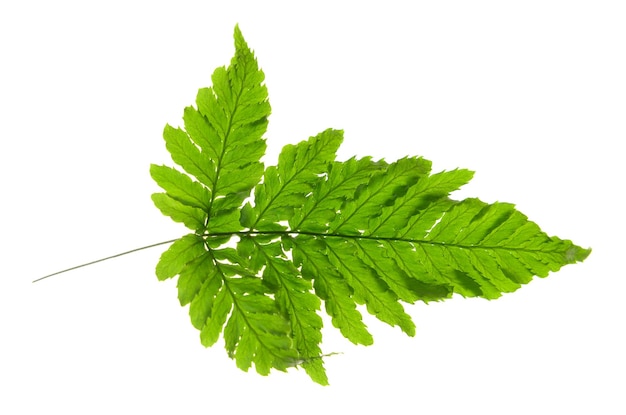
top-left (33, 239), bottom-right (178, 283)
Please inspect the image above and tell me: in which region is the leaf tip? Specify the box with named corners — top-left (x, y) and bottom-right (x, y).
top-left (233, 23), bottom-right (248, 50)
top-left (567, 245), bottom-right (591, 263)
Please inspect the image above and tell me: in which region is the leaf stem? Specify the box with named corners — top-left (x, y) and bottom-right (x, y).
top-left (204, 229), bottom-right (565, 253)
top-left (32, 239), bottom-right (179, 283)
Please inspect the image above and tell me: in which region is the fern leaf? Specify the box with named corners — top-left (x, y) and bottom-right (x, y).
top-left (368, 168), bottom-right (474, 237)
top-left (247, 128), bottom-right (343, 229)
top-left (251, 239), bottom-right (327, 384)
top-left (325, 238), bottom-right (416, 335)
top-left (155, 234), bottom-right (206, 281)
top-left (292, 236), bottom-right (374, 346)
top-left (391, 198), bottom-right (589, 299)
top-left (151, 193), bottom-right (206, 232)
top-left (150, 164), bottom-right (211, 210)
top-left (190, 249), bottom-right (296, 374)
top-left (329, 157), bottom-right (431, 235)
top-left (289, 157), bottom-right (386, 232)
top-left (151, 26), bottom-right (590, 384)
top-left (153, 24), bottom-right (268, 234)
top-left (354, 238), bottom-right (439, 303)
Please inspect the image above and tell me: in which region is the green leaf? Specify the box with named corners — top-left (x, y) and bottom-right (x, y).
top-left (325, 238), bottom-right (416, 336)
top-left (368, 168), bottom-right (474, 237)
top-left (162, 124), bottom-right (216, 188)
top-left (151, 25), bottom-right (590, 384)
top-left (155, 234), bottom-right (206, 281)
top-left (253, 239), bottom-right (327, 383)
top-left (177, 251), bottom-right (213, 306)
top-left (329, 157), bottom-right (431, 235)
top-left (150, 164), bottom-right (211, 210)
top-left (293, 236), bottom-right (374, 346)
top-left (289, 157), bottom-right (386, 232)
top-left (251, 128), bottom-right (343, 228)
top-left (193, 25), bottom-right (269, 209)
top-left (151, 193), bottom-right (206, 232)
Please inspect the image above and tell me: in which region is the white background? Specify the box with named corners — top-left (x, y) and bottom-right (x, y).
top-left (1, 1), bottom-right (624, 413)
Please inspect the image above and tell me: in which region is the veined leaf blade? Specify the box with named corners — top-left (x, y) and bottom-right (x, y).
top-left (155, 234), bottom-right (206, 281)
top-left (330, 156), bottom-right (431, 234)
top-left (150, 164), bottom-right (211, 210)
top-left (293, 236), bottom-right (374, 346)
top-left (325, 238), bottom-right (416, 336)
top-left (252, 128), bottom-right (343, 227)
top-left (162, 124), bottom-right (216, 187)
top-left (151, 193), bottom-right (206, 232)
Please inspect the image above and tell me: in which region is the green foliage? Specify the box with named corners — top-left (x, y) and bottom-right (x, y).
top-left (150, 25), bottom-right (590, 385)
